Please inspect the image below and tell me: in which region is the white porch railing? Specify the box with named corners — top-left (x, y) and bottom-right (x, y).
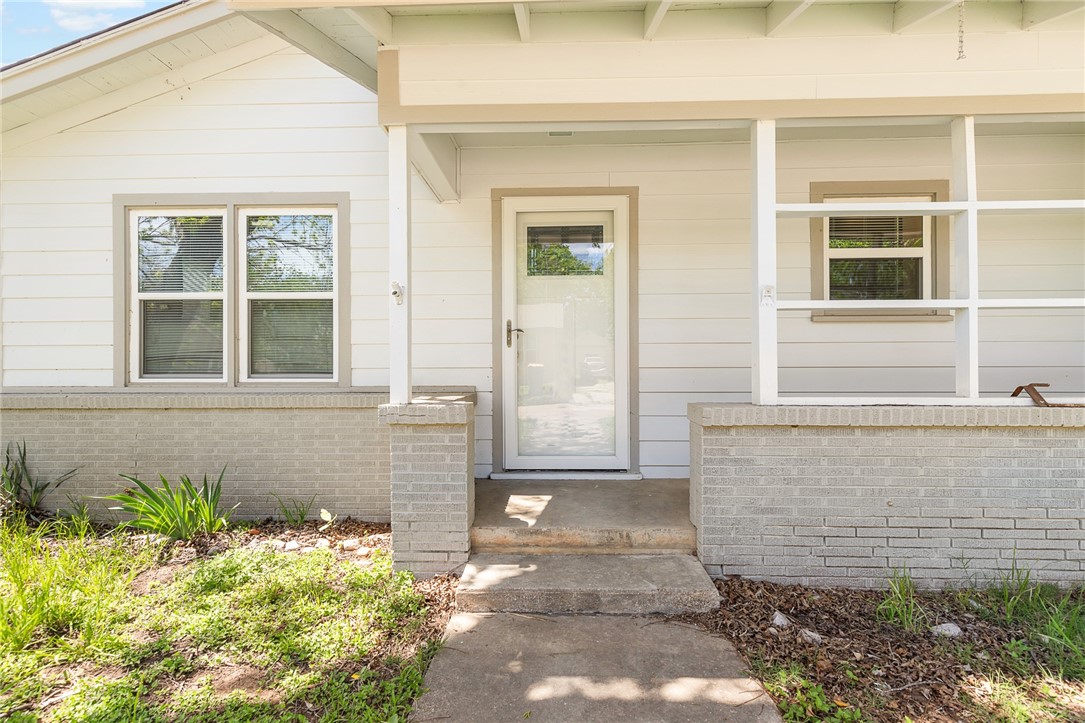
top-left (750, 117), bottom-right (1085, 406)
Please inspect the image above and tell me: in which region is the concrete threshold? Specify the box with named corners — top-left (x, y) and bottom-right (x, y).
top-left (458, 553), bottom-right (721, 615)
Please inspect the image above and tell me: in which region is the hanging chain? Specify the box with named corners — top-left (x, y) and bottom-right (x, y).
top-left (957, 2), bottom-right (966, 60)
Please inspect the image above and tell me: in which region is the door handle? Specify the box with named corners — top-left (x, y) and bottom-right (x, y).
top-left (506, 320), bottom-right (524, 348)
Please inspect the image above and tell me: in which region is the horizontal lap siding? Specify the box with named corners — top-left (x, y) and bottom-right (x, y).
top-left (459, 135), bottom-right (1082, 477)
top-left (0, 48), bottom-right (390, 391)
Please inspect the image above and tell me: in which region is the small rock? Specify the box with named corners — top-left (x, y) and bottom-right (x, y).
top-left (766, 627), bottom-right (779, 636)
top-left (339, 538), bottom-right (362, 551)
top-left (266, 539), bottom-right (286, 550)
top-left (283, 541), bottom-right (300, 552)
top-left (355, 546), bottom-right (374, 558)
top-left (355, 558), bottom-right (374, 569)
top-left (315, 538), bottom-right (331, 549)
top-left (931, 622), bottom-right (963, 638)
top-left (299, 546), bottom-right (316, 554)
top-left (800, 629), bottom-right (823, 645)
top-left (772, 611), bottom-right (791, 629)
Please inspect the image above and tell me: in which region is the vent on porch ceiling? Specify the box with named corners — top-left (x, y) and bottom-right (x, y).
top-left (548, 131), bottom-right (574, 137)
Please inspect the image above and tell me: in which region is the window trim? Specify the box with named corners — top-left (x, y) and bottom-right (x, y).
top-left (114, 194), bottom-right (351, 388)
top-left (809, 180), bottom-right (951, 322)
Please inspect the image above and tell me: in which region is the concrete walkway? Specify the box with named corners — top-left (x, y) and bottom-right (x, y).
top-left (410, 613), bottom-right (782, 723)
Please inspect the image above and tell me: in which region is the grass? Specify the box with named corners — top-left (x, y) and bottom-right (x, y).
top-left (0, 518), bottom-right (441, 722)
top-left (876, 566), bottom-right (927, 633)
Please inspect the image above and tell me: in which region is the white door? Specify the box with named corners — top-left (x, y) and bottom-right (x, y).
top-left (501, 195), bottom-right (630, 470)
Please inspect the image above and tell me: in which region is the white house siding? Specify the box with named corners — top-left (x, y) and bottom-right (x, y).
top-left (2, 48), bottom-right (1082, 482)
top-left (0, 45), bottom-right (390, 389)
top-left (444, 133), bottom-right (1083, 479)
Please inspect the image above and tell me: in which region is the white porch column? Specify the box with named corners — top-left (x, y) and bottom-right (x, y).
top-left (750, 119), bottom-right (778, 404)
top-left (388, 124), bottom-right (412, 404)
top-left (951, 116), bottom-right (979, 398)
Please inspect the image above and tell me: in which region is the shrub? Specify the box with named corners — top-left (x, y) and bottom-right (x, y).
top-left (105, 468), bottom-right (235, 541)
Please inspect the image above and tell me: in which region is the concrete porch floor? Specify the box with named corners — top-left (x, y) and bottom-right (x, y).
top-left (471, 478), bottom-right (696, 554)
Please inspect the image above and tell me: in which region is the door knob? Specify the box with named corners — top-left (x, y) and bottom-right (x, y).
top-left (506, 320), bottom-right (524, 348)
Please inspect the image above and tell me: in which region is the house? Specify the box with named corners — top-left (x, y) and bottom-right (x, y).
top-left (1, 0), bottom-right (1082, 593)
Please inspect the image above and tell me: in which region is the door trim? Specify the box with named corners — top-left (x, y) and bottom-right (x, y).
top-left (491, 187), bottom-right (639, 474)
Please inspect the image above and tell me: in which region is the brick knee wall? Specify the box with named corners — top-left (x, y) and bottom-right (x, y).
top-left (380, 402), bottom-right (475, 577)
top-left (688, 404), bottom-right (1085, 589)
top-left (0, 393), bottom-right (391, 521)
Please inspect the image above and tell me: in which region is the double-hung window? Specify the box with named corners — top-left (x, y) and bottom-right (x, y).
top-left (809, 181), bottom-right (950, 319)
top-left (824, 197), bottom-right (932, 301)
top-left (128, 203), bottom-right (342, 384)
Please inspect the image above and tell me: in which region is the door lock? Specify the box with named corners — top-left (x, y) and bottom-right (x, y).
top-left (506, 320), bottom-right (524, 348)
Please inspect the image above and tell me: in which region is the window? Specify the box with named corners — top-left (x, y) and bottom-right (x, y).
top-left (809, 181), bottom-right (950, 320)
top-left (127, 201), bottom-right (344, 384)
top-left (824, 198), bottom-right (931, 300)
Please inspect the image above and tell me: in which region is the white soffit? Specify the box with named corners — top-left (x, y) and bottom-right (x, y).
top-left (1, 1), bottom-right (267, 134)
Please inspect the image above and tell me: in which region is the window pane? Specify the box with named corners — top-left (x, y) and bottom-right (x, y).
top-left (526, 225), bottom-right (606, 276)
top-left (828, 216), bottom-right (923, 249)
top-left (249, 300), bottom-right (333, 376)
top-left (246, 214), bottom-right (334, 292)
top-left (829, 258), bottom-right (922, 300)
top-left (137, 216), bottom-right (224, 293)
top-left (142, 300), bottom-right (223, 376)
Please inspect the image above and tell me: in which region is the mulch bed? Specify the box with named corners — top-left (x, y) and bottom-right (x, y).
top-left (679, 577), bottom-right (1085, 722)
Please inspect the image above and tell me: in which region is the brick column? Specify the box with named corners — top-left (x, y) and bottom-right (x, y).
top-left (378, 401), bottom-right (475, 577)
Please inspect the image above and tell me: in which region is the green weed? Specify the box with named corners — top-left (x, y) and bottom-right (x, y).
top-left (1, 441), bottom-right (77, 521)
top-left (271, 494), bottom-right (314, 527)
top-left (761, 664), bottom-right (868, 723)
top-left (877, 566), bottom-right (927, 633)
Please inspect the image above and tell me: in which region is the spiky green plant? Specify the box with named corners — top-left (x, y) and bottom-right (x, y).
top-left (105, 468), bottom-right (234, 541)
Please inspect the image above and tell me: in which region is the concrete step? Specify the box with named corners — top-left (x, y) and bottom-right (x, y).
top-left (471, 478), bottom-right (696, 555)
top-left (470, 524), bottom-right (695, 555)
top-left (457, 553), bottom-right (721, 615)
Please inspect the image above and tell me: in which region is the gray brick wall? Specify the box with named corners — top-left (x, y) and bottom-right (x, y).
top-left (689, 404), bottom-right (1084, 589)
top-left (380, 401), bottom-right (475, 577)
top-left (0, 392), bottom-right (391, 521)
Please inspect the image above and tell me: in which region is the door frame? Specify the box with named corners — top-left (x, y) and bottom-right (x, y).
top-left (491, 188), bottom-right (639, 473)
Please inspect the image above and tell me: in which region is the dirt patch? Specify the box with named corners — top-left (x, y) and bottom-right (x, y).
top-left (129, 564), bottom-right (179, 594)
top-left (679, 578), bottom-right (1085, 722)
top-left (208, 664), bottom-right (280, 704)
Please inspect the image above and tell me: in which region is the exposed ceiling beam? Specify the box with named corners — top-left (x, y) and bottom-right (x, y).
top-left (892, 1), bottom-right (957, 33)
top-left (766, 1), bottom-right (816, 37)
top-left (343, 7), bottom-right (393, 45)
top-left (513, 3), bottom-right (530, 42)
top-left (644, 1), bottom-right (672, 40)
top-left (239, 9), bottom-right (377, 91)
top-left (410, 132), bottom-right (459, 202)
top-left (1022, 1), bottom-right (1085, 30)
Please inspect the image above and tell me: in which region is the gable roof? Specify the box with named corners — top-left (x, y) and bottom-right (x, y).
top-left (0, 0), bottom-right (268, 136)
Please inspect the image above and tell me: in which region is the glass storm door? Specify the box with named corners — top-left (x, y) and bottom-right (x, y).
top-left (501, 196), bottom-right (630, 470)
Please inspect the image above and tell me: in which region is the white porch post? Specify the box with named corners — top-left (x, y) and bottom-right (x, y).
top-left (951, 116), bottom-right (979, 398)
top-left (388, 124), bottom-right (413, 404)
top-left (751, 119), bottom-right (779, 404)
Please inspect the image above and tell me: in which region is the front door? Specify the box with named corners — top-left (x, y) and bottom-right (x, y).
top-left (501, 195), bottom-right (630, 470)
